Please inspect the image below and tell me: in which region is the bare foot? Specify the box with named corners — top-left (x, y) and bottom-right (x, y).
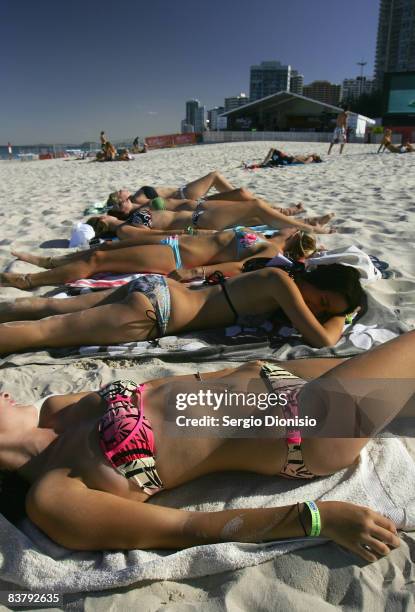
top-left (0, 273), bottom-right (33, 290)
top-left (0, 391), bottom-right (16, 408)
top-left (303, 213), bottom-right (335, 227)
top-left (11, 251), bottom-right (52, 268)
top-left (312, 225), bottom-right (337, 235)
top-left (281, 202), bottom-right (306, 216)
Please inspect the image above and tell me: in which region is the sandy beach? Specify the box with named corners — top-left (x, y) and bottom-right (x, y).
top-left (0, 141), bottom-right (414, 608)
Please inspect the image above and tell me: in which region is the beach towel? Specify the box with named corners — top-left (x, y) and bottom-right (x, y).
top-left (0, 436), bottom-right (414, 593)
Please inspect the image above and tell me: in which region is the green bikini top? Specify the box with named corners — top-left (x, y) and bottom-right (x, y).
top-left (151, 196), bottom-right (166, 211)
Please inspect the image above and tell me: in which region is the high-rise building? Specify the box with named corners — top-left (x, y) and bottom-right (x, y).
top-left (224, 93), bottom-right (249, 112)
top-left (207, 106), bottom-right (225, 130)
top-left (185, 100), bottom-right (200, 129)
top-left (302, 81), bottom-right (342, 105)
top-left (342, 76), bottom-right (375, 101)
top-left (290, 71), bottom-right (304, 95)
top-left (183, 99), bottom-right (207, 132)
top-left (249, 61), bottom-right (291, 101)
top-left (375, 0), bottom-right (415, 86)
top-left (194, 105), bottom-right (207, 132)
top-left (181, 120), bottom-right (194, 133)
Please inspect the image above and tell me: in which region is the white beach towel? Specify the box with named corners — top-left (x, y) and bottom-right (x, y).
top-left (0, 437), bottom-right (414, 593)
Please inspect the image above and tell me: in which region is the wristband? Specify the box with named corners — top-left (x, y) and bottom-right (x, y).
top-left (186, 226), bottom-right (194, 235)
top-left (304, 501), bottom-right (321, 536)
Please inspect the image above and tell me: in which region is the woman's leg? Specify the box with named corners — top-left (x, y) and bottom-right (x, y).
top-left (12, 233), bottom-right (176, 268)
top-left (300, 330), bottom-right (415, 474)
top-left (205, 188), bottom-right (304, 215)
top-left (1, 245), bottom-right (177, 289)
top-left (0, 287), bottom-right (122, 322)
top-left (0, 289), bottom-right (156, 354)
top-left (184, 171), bottom-right (235, 200)
top-left (197, 200), bottom-right (334, 233)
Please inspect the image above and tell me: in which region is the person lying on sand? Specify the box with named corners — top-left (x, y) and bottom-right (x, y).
top-left (2, 330), bottom-right (412, 559)
top-left (244, 148), bottom-right (323, 169)
top-left (0, 264), bottom-right (362, 354)
top-left (106, 171), bottom-right (244, 211)
top-left (377, 129), bottom-right (415, 154)
top-left (89, 197), bottom-right (335, 239)
top-left (3, 229), bottom-right (317, 290)
top-left (107, 171), bottom-right (308, 215)
top-left (96, 142), bottom-right (117, 162)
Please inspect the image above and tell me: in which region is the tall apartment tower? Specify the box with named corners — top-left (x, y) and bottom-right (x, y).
top-left (290, 70), bottom-right (304, 95)
top-left (185, 100), bottom-right (200, 129)
top-left (375, 0), bottom-right (415, 86)
top-left (302, 81), bottom-right (342, 106)
top-left (224, 93), bottom-right (249, 112)
top-left (342, 76), bottom-right (375, 101)
top-left (249, 61), bottom-right (291, 101)
top-left (194, 106), bottom-right (207, 132)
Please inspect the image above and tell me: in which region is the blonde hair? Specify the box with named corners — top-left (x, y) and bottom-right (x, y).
top-left (106, 191), bottom-right (120, 207)
top-left (285, 231), bottom-right (316, 260)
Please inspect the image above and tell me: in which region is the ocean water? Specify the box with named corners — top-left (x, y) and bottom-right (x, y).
top-left (0, 141), bottom-right (136, 160)
top-left (0, 144), bottom-right (68, 160)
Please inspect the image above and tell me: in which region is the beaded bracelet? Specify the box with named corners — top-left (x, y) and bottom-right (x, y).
top-left (304, 501), bottom-right (321, 537)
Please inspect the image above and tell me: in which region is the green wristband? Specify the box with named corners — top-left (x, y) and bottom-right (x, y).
top-left (304, 501), bottom-right (321, 536)
top-left (186, 226), bottom-right (194, 235)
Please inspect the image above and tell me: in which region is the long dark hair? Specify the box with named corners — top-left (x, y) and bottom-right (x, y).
top-left (301, 264), bottom-right (365, 315)
top-left (243, 261), bottom-right (366, 316)
top-left (0, 471), bottom-right (30, 525)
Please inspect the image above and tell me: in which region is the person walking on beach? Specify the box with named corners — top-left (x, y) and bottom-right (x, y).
top-left (7, 142), bottom-right (12, 160)
top-left (100, 131), bottom-right (108, 150)
top-left (328, 110), bottom-right (349, 155)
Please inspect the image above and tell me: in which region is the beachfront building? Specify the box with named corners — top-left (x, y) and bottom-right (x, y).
top-left (375, 0), bottom-right (415, 86)
top-left (220, 91), bottom-right (343, 132)
top-left (207, 106), bottom-right (225, 131)
top-left (181, 120), bottom-right (194, 133)
top-left (224, 94), bottom-right (249, 112)
top-left (249, 61), bottom-right (291, 101)
top-left (290, 71), bottom-right (304, 95)
top-left (302, 81), bottom-right (342, 106)
top-left (342, 76), bottom-right (375, 102)
top-left (194, 106), bottom-right (207, 132)
top-left (185, 99), bottom-right (200, 130)
top-left (183, 99), bottom-right (207, 132)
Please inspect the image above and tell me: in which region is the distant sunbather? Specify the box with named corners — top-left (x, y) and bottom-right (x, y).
top-left (377, 129), bottom-right (415, 154)
top-left (244, 148), bottom-right (322, 169)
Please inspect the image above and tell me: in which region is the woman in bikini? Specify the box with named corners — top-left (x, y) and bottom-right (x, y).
top-left (244, 149), bottom-right (323, 169)
top-left (106, 170), bottom-right (306, 214)
top-left (89, 196), bottom-right (334, 239)
top-left (0, 263), bottom-right (363, 354)
top-left (2, 229), bottom-right (317, 290)
top-left (2, 330), bottom-right (412, 559)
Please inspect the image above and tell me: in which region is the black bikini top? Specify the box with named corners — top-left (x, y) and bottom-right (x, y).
top-left (135, 186), bottom-right (158, 200)
top-left (205, 271), bottom-right (239, 322)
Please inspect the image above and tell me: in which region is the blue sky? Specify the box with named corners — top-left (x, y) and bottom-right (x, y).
top-left (1, 0), bottom-right (379, 143)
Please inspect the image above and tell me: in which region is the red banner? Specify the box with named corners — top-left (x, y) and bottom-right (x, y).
top-left (145, 133), bottom-right (198, 149)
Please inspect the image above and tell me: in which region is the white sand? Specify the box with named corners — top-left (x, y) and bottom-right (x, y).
top-left (0, 142), bottom-right (414, 607)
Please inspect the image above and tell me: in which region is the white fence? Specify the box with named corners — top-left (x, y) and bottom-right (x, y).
top-left (203, 131), bottom-right (399, 145)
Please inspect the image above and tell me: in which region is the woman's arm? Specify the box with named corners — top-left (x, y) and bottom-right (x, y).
top-left (268, 270), bottom-right (345, 347)
top-left (27, 471), bottom-right (399, 561)
top-left (169, 261), bottom-right (244, 282)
